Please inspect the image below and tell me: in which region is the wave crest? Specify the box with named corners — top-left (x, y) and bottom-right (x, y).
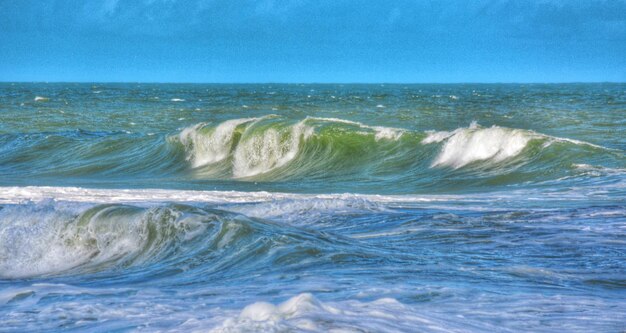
top-left (0, 203), bottom-right (230, 278)
top-left (0, 200), bottom-right (361, 279)
top-left (167, 117), bottom-right (621, 186)
top-left (422, 123), bottom-right (540, 169)
top-left (3, 116), bottom-right (617, 189)
top-left (171, 116), bottom-right (406, 179)
top-left (178, 117), bottom-right (260, 168)
top-left (233, 120), bottom-right (314, 178)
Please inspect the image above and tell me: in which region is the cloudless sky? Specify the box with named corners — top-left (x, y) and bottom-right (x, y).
top-left (0, 0), bottom-right (625, 83)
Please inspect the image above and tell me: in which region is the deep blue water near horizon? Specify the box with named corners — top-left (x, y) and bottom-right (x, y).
top-left (0, 83), bottom-right (624, 332)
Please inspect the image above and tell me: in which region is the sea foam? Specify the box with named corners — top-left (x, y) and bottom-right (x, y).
top-left (423, 123), bottom-right (537, 168)
top-left (178, 118), bottom-right (259, 167)
top-left (210, 293), bottom-right (449, 333)
top-left (0, 202), bottom-right (209, 278)
top-left (233, 120), bottom-right (315, 178)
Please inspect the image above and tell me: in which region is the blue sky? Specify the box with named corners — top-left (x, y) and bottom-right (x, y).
top-left (1, 0), bottom-right (625, 83)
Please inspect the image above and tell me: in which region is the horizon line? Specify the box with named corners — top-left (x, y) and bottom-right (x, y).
top-left (1, 80), bottom-right (624, 85)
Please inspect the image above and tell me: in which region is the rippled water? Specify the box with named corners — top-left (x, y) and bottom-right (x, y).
top-left (0, 83), bottom-right (624, 332)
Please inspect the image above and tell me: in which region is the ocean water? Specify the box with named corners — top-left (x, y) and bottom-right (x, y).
top-left (0, 83), bottom-right (624, 332)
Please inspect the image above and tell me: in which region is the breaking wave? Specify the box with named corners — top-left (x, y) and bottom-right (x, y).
top-left (170, 116), bottom-right (407, 179)
top-left (422, 121), bottom-right (538, 168)
top-left (421, 121), bottom-right (612, 169)
top-left (0, 201), bottom-right (364, 279)
top-left (169, 117), bottom-right (620, 186)
top-left (1, 116), bottom-right (621, 190)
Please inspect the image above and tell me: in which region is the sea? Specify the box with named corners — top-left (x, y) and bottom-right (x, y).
top-left (0, 83), bottom-right (624, 332)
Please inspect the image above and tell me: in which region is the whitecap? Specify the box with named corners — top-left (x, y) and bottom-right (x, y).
top-left (422, 122), bottom-right (613, 169)
top-left (178, 118), bottom-right (260, 168)
top-left (0, 202), bottom-right (208, 278)
top-left (210, 293), bottom-right (446, 333)
top-left (423, 124), bottom-right (536, 169)
top-left (232, 120), bottom-right (313, 178)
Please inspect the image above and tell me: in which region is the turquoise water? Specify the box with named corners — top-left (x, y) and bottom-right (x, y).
top-left (0, 83), bottom-right (624, 331)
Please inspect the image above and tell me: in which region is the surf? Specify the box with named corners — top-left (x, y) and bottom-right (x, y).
top-left (0, 115), bottom-right (622, 193)
top-left (169, 116), bottom-right (622, 187)
top-left (0, 199), bottom-right (375, 279)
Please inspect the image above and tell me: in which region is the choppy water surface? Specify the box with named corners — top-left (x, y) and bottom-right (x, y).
top-left (0, 83), bottom-right (624, 332)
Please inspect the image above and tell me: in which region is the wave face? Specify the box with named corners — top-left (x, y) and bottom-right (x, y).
top-left (0, 203), bottom-right (211, 278)
top-left (1, 117), bottom-right (621, 194)
top-left (166, 116), bottom-right (623, 193)
top-left (422, 121), bottom-right (538, 168)
top-left (1, 83), bottom-right (625, 332)
top-left (0, 200), bottom-right (364, 280)
top-left (170, 116), bottom-right (407, 180)
top-left (177, 117), bottom-right (260, 168)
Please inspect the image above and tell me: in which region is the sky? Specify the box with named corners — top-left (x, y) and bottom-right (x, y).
top-left (0, 0), bottom-right (625, 83)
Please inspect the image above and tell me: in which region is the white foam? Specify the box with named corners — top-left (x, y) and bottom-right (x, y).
top-left (423, 123), bottom-right (613, 169)
top-left (2, 286), bottom-right (620, 332)
top-left (34, 96), bottom-right (49, 102)
top-left (210, 293), bottom-right (449, 332)
top-left (0, 186), bottom-right (466, 208)
top-left (177, 115), bottom-right (322, 177)
top-left (372, 126), bottom-right (403, 140)
top-left (178, 118), bottom-right (259, 167)
top-left (232, 120), bottom-right (313, 178)
top-left (0, 204), bottom-right (85, 278)
top-left (171, 98), bottom-right (185, 102)
top-left (222, 197), bottom-right (384, 225)
top-left (1, 186), bottom-right (609, 211)
top-left (175, 116), bottom-right (407, 177)
top-left (0, 202), bottom-right (207, 278)
top-left (423, 123), bottom-right (536, 168)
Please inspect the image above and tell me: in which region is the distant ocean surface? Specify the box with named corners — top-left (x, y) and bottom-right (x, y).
top-left (0, 83), bottom-right (624, 332)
